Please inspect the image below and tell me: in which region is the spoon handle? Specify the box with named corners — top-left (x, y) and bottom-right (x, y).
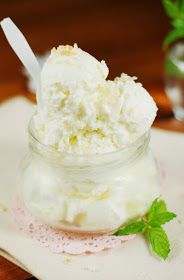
top-left (0, 17), bottom-right (41, 99)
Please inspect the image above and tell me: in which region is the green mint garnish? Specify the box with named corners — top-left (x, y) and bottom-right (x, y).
top-left (114, 198), bottom-right (176, 260)
top-left (115, 220), bottom-right (147, 235)
top-left (147, 226), bottom-right (170, 260)
top-left (162, 0), bottom-right (184, 48)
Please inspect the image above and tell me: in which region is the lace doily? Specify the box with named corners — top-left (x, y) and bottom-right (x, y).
top-left (11, 199), bottom-right (135, 255)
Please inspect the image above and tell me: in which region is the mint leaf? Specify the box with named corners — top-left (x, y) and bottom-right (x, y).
top-left (147, 227), bottom-right (170, 260)
top-left (162, 0), bottom-right (180, 18)
top-left (163, 29), bottom-right (184, 48)
top-left (147, 199), bottom-right (176, 226)
top-left (114, 221), bottom-right (147, 236)
top-left (147, 198), bottom-right (167, 221)
top-left (172, 17), bottom-right (184, 28)
top-left (178, 0), bottom-right (184, 12)
top-left (149, 211), bottom-right (177, 227)
top-left (162, 0), bottom-right (184, 47)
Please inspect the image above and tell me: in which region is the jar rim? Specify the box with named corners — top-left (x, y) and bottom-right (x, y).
top-left (28, 118), bottom-right (150, 167)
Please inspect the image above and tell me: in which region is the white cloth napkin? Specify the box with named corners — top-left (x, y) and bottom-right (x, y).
top-left (0, 97), bottom-right (184, 280)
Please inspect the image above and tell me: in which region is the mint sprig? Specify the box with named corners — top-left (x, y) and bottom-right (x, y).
top-left (162, 0), bottom-right (184, 48)
top-left (114, 198), bottom-right (176, 260)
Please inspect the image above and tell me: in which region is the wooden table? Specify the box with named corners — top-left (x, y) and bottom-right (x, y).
top-left (0, 0), bottom-right (184, 279)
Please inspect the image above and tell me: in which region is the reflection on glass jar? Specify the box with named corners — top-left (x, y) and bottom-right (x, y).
top-left (18, 121), bottom-right (160, 234)
top-left (165, 42), bottom-right (184, 121)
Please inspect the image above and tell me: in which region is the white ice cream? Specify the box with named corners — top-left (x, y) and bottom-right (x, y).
top-left (20, 44), bottom-right (160, 233)
top-left (33, 44), bottom-right (157, 155)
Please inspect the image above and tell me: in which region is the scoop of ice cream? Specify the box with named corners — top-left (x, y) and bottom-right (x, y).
top-left (33, 44), bottom-right (157, 154)
top-left (41, 44), bottom-right (108, 94)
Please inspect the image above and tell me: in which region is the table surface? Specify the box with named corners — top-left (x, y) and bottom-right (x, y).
top-left (0, 0), bottom-right (184, 279)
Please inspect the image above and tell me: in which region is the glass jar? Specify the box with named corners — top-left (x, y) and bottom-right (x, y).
top-left (165, 42), bottom-right (184, 121)
top-left (18, 121), bottom-right (160, 234)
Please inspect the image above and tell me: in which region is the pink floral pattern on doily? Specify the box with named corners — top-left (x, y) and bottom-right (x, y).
top-left (11, 198), bottom-right (135, 255)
